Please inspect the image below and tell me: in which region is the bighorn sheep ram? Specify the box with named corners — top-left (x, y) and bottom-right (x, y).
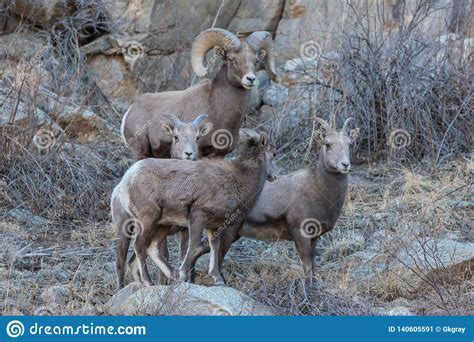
top-left (121, 28), bottom-right (278, 159)
top-left (193, 117), bottom-right (359, 286)
top-left (112, 131), bottom-right (269, 288)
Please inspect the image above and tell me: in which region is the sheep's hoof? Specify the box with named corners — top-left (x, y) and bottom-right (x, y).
top-left (211, 275), bottom-right (226, 286)
top-left (143, 280), bottom-right (153, 287)
top-left (178, 270), bottom-right (189, 283)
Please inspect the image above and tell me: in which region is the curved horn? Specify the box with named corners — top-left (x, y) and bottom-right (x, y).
top-left (191, 114), bottom-right (209, 127)
top-left (342, 117), bottom-right (354, 133)
top-left (247, 31), bottom-right (279, 82)
top-left (161, 113), bottom-right (182, 126)
top-left (190, 28), bottom-right (241, 77)
top-left (312, 116), bottom-right (332, 132)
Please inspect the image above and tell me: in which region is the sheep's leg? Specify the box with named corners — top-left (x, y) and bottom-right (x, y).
top-left (206, 229), bottom-right (225, 286)
top-left (218, 225), bottom-right (241, 270)
top-left (147, 229), bottom-right (176, 282)
top-left (127, 253), bottom-right (141, 284)
top-left (179, 229), bottom-right (188, 261)
top-left (186, 233), bottom-right (212, 283)
top-left (179, 229), bottom-right (198, 282)
top-left (134, 224), bottom-right (157, 287)
top-left (179, 220), bottom-right (204, 282)
top-left (129, 227), bottom-right (172, 284)
top-left (294, 234), bottom-right (314, 287)
top-left (116, 235), bottom-right (131, 289)
top-left (310, 237), bottom-right (319, 277)
top-left (156, 237), bottom-right (170, 285)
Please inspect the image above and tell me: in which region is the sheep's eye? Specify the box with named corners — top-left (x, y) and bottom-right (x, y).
top-left (273, 152), bottom-right (276, 158)
top-left (174, 136), bottom-right (179, 141)
top-left (325, 143), bottom-right (331, 149)
top-left (227, 57), bottom-right (236, 62)
top-left (196, 136), bottom-right (200, 141)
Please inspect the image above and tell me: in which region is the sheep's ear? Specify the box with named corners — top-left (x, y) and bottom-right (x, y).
top-left (349, 128), bottom-right (360, 143)
top-left (161, 123), bottom-right (174, 136)
top-left (259, 132), bottom-right (268, 149)
top-left (312, 129), bottom-right (325, 144)
top-left (214, 46), bottom-right (226, 59)
top-left (258, 49), bottom-right (267, 61)
top-left (199, 123), bottom-right (213, 137)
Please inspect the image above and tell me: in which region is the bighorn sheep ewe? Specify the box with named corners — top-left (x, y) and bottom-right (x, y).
top-left (160, 113), bottom-right (213, 161)
top-left (201, 117), bottom-right (359, 286)
top-left (121, 28), bottom-right (278, 159)
top-left (112, 131), bottom-right (269, 288)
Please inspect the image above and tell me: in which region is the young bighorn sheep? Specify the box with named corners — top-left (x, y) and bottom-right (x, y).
top-left (112, 131), bottom-right (269, 288)
top-left (123, 128), bottom-right (278, 287)
top-left (121, 28), bottom-right (278, 159)
top-left (199, 117), bottom-right (359, 286)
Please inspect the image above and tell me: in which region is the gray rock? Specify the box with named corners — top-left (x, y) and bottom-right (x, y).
top-left (10, 0), bottom-right (74, 29)
top-left (343, 250), bottom-right (388, 282)
top-left (102, 0), bottom-right (239, 53)
top-left (0, 32), bottom-right (48, 60)
top-left (397, 237), bottom-right (474, 270)
top-left (6, 209), bottom-right (49, 225)
top-left (106, 282), bottom-right (274, 316)
top-left (386, 306), bottom-right (415, 316)
top-left (73, 303), bottom-right (96, 316)
top-left (227, 0), bottom-right (285, 33)
top-left (40, 285), bottom-right (70, 305)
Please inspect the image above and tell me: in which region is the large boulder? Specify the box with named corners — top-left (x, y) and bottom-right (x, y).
top-left (102, 0), bottom-right (240, 53)
top-left (227, 0), bottom-right (285, 33)
top-left (105, 282), bottom-right (274, 316)
top-left (86, 54), bottom-right (139, 112)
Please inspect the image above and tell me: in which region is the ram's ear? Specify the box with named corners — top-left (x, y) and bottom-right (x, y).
top-left (349, 128), bottom-right (360, 143)
top-left (199, 123), bottom-right (213, 137)
top-left (214, 46), bottom-right (226, 59)
top-left (312, 129), bottom-right (325, 144)
top-left (258, 49), bottom-right (267, 61)
top-left (161, 123), bottom-right (174, 136)
top-left (259, 132), bottom-right (268, 149)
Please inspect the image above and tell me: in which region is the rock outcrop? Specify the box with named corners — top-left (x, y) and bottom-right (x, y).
top-left (105, 282), bottom-right (274, 316)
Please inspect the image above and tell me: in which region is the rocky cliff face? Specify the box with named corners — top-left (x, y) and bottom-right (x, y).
top-left (2, 0), bottom-right (472, 116)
